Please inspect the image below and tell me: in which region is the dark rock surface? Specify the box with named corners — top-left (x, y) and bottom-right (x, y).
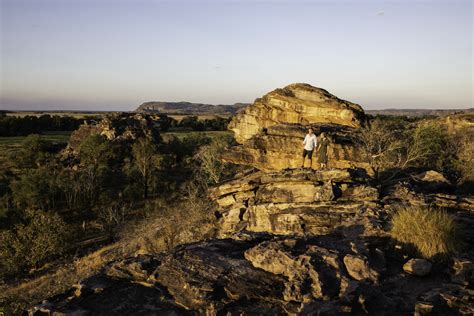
top-left (30, 236), bottom-right (473, 315)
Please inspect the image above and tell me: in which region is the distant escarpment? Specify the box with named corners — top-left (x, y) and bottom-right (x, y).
top-left (136, 101), bottom-right (248, 115)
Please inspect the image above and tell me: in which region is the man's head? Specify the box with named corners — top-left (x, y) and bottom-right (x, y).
top-left (308, 128), bottom-right (313, 135)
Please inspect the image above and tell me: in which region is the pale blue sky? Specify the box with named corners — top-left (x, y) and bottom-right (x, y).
top-left (1, 0), bottom-right (472, 111)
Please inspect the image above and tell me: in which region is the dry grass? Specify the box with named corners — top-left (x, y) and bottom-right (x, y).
top-left (390, 207), bottom-right (459, 259)
top-left (0, 243), bottom-right (123, 314)
top-left (0, 194), bottom-right (217, 313)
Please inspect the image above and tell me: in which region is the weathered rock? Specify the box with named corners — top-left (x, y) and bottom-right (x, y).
top-left (450, 257), bottom-right (474, 285)
top-left (222, 125), bottom-right (371, 171)
top-left (31, 235), bottom-right (474, 316)
top-left (65, 113), bottom-right (162, 156)
top-left (403, 259), bottom-right (432, 276)
top-left (415, 284), bottom-right (474, 316)
top-left (222, 83), bottom-right (370, 171)
top-left (210, 168), bottom-right (380, 238)
top-left (229, 83), bottom-right (366, 143)
top-left (343, 254), bottom-right (379, 282)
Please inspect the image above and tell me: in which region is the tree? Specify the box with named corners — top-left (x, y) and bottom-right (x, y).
top-left (0, 209), bottom-right (70, 274)
top-left (132, 137), bottom-right (158, 199)
top-left (78, 134), bottom-right (114, 202)
top-left (13, 134), bottom-right (49, 169)
top-left (194, 136), bottom-right (234, 184)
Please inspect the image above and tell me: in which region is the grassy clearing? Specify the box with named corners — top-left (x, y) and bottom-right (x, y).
top-left (390, 207), bottom-right (460, 259)
top-left (0, 131), bottom-right (72, 146)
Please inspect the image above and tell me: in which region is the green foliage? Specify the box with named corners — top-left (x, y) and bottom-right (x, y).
top-left (132, 137), bottom-right (160, 198)
top-left (407, 122), bottom-right (450, 170)
top-left (360, 119), bottom-right (456, 180)
top-left (0, 209), bottom-right (70, 274)
top-left (194, 135), bottom-right (237, 184)
top-left (167, 133), bottom-right (212, 165)
top-left (390, 207), bottom-right (459, 259)
top-left (10, 168), bottom-right (60, 211)
top-left (0, 114), bottom-right (88, 137)
top-left (13, 134), bottom-right (51, 168)
top-left (78, 134), bottom-right (114, 167)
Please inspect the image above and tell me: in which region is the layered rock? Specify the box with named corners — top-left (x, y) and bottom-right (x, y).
top-left (31, 236), bottom-right (473, 315)
top-left (210, 168), bottom-right (382, 238)
top-left (224, 83), bottom-right (369, 171)
top-left (229, 83), bottom-right (366, 142)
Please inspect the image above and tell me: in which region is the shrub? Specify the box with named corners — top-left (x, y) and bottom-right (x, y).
top-left (390, 207), bottom-right (459, 259)
top-left (194, 135), bottom-right (236, 184)
top-left (0, 209), bottom-right (70, 275)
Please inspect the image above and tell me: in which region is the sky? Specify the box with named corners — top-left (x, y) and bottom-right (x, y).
top-left (0, 0), bottom-right (472, 111)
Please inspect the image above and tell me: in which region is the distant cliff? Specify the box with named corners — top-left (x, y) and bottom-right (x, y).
top-left (135, 101), bottom-right (248, 115)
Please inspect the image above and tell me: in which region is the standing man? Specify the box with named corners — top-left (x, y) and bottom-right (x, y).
top-left (302, 128), bottom-right (317, 168)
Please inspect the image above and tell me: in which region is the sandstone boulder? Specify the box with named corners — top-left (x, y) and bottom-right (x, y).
top-left (343, 254), bottom-right (379, 282)
top-left (210, 168), bottom-right (381, 237)
top-left (229, 83), bottom-right (366, 143)
top-left (403, 258), bottom-right (432, 277)
top-left (223, 83), bottom-right (370, 171)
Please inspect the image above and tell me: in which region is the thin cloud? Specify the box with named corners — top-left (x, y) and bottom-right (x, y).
top-left (376, 11), bottom-right (385, 16)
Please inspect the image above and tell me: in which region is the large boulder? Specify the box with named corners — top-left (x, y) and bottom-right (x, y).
top-left (223, 83), bottom-right (370, 171)
top-left (229, 83), bottom-right (366, 143)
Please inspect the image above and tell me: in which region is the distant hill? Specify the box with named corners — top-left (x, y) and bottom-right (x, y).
top-left (366, 108), bottom-right (473, 117)
top-left (135, 101), bottom-right (249, 115)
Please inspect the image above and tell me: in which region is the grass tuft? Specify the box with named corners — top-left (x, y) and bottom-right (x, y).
top-left (390, 206), bottom-right (459, 259)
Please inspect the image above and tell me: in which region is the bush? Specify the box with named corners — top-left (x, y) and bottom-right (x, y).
top-left (0, 209), bottom-right (70, 275)
top-left (390, 207), bottom-right (459, 259)
top-left (194, 135), bottom-right (236, 184)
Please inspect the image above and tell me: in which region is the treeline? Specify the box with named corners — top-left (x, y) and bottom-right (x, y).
top-left (0, 114), bottom-right (97, 136)
top-left (0, 113), bottom-right (230, 136)
top-left (159, 115), bottom-right (229, 132)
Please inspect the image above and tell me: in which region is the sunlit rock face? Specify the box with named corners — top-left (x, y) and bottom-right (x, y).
top-left (224, 83), bottom-right (369, 171)
top-left (229, 83), bottom-right (366, 143)
top-left (209, 168), bottom-right (381, 238)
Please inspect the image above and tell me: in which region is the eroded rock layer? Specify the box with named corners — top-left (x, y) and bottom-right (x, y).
top-left (209, 168), bottom-right (381, 238)
top-left (229, 83), bottom-right (366, 143)
top-left (31, 236), bottom-right (474, 315)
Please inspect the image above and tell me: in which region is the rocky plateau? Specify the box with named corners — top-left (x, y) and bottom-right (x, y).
top-left (30, 84), bottom-right (473, 315)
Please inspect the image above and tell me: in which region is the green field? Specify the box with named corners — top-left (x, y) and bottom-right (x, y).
top-left (0, 131), bottom-right (72, 173)
top-left (0, 131), bottom-right (72, 146)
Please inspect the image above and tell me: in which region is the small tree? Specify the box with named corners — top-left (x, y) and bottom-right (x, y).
top-left (194, 136), bottom-right (233, 184)
top-left (132, 137), bottom-right (158, 199)
top-left (78, 134), bottom-right (114, 202)
top-left (12, 134), bottom-right (49, 169)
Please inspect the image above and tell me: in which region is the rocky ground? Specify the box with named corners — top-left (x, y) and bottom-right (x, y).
top-left (29, 84), bottom-right (474, 315)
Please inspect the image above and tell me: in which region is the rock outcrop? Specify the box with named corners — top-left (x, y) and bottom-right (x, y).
top-left (28, 85), bottom-right (474, 315)
top-left (30, 236), bottom-right (473, 315)
top-left (67, 113), bottom-right (162, 151)
top-left (223, 83), bottom-right (369, 171)
top-left (210, 168), bottom-right (382, 238)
